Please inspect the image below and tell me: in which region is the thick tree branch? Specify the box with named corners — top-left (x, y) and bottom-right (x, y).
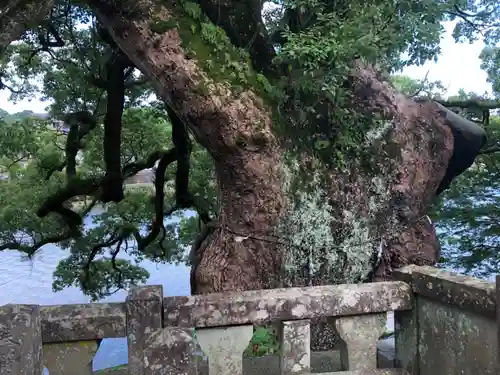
top-left (100, 51), bottom-right (130, 203)
top-left (79, 229), bottom-right (123, 289)
top-left (437, 99), bottom-right (500, 110)
top-left (0, 0), bottom-right (55, 55)
top-left (61, 111), bottom-right (98, 179)
top-left (136, 104), bottom-right (196, 251)
top-left (479, 143), bottom-right (500, 155)
top-left (167, 105), bottom-right (192, 208)
top-left (38, 149), bottom-right (170, 223)
top-left (37, 177), bottom-right (101, 221)
top-left (138, 148), bottom-right (177, 250)
top-left (0, 228), bottom-right (77, 255)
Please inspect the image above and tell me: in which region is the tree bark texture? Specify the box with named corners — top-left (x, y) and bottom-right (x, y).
top-left (1, 0), bottom-right (456, 297)
top-left (1, 0), bottom-right (461, 352)
top-left (0, 0), bottom-right (55, 55)
top-left (87, 0), bottom-right (288, 293)
top-left (84, 0), bottom-right (454, 297)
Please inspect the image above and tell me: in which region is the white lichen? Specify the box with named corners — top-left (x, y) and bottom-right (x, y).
top-left (277, 149), bottom-right (395, 286)
top-left (278, 173), bottom-right (337, 281)
top-left (365, 120), bottom-right (393, 144)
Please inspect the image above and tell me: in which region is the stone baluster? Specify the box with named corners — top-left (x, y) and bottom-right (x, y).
top-left (126, 285), bottom-right (164, 375)
top-left (197, 325), bottom-right (253, 375)
top-left (43, 340), bottom-right (100, 375)
top-left (497, 275), bottom-right (500, 374)
top-left (280, 319), bottom-right (311, 375)
top-left (333, 313), bottom-right (386, 370)
top-left (395, 306), bottom-right (419, 374)
top-left (143, 327), bottom-right (198, 375)
top-left (0, 304), bottom-right (43, 375)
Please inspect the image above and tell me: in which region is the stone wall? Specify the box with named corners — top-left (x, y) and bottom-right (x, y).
top-left (394, 265), bottom-right (498, 375)
top-left (93, 349), bottom-right (396, 375)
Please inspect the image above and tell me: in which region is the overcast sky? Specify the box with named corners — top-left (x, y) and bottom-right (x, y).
top-left (0, 21), bottom-right (493, 114)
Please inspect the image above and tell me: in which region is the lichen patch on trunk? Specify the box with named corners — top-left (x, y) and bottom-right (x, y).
top-left (276, 64), bottom-right (453, 288)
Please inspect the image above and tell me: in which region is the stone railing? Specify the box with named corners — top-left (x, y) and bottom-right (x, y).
top-left (0, 265), bottom-right (498, 375)
top-left (393, 265), bottom-right (498, 375)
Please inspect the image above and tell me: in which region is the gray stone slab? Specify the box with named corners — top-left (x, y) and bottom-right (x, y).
top-left (164, 281), bottom-right (412, 328)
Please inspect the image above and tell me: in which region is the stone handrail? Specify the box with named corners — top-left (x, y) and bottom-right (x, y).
top-left (1, 280), bottom-right (411, 374)
top-left (1, 266), bottom-right (499, 374)
top-left (163, 281), bottom-right (412, 328)
top-left (37, 281), bottom-right (411, 344)
top-left (394, 265), bottom-right (495, 319)
top-left (41, 302), bottom-right (126, 343)
top-left (393, 266), bottom-right (498, 375)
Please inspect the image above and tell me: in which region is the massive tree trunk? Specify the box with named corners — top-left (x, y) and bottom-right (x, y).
top-left (86, 0), bottom-right (454, 294)
top-left (3, 0), bottom-right (456, 307)
top-left (88, 0), bottom-right (289, 293)
top-left (4, 0), bottom-right (461, 352)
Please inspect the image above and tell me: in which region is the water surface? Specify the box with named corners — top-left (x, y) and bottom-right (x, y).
top-left (0, 212), bottom-right (191, 370)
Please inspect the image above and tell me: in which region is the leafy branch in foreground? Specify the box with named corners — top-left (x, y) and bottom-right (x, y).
top-left (0, 10), bottom-right (217, 299)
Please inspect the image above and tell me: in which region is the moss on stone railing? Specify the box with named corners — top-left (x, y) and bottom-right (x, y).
top-left (0, 266), bottom-right (498, 375)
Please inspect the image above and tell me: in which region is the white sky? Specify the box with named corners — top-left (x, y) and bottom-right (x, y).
top-left (0, 21), bottom-right (493, 114)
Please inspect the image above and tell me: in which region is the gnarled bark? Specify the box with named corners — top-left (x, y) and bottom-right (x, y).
top-left (83, 0), bottom-right (457, 297)
top-left (87, 0), bottom-right (287, 293)
top-left (0, 0), bottom-right (54, 55)
top-left (0, 0), bottom-right (462, 294)
top-left (1, 0), bottom-right (485, 353)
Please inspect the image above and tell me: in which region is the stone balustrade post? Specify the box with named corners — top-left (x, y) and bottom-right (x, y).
top-left (333, 313), bottom-right (386, 370)
top-left (280, 320), bottom-right (311, 375)
top-left (496, 275), bottom-right (500, 373)
top-left (126, 285), bottom-right (163, 375)
top-left (0, 304), bottom-right (43, 375)
top-left (143, 327), bottom-right (198, 375)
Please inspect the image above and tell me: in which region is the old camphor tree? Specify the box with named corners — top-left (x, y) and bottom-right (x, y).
top-left (1, 0), bottom-right (499, 348)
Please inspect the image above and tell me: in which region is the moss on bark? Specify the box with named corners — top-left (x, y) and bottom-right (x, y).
top-left (150, 1), bottom-right (277, 105)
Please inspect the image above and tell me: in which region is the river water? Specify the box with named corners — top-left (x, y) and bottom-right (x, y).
top-left (0, 212), bottom-right (192, 371)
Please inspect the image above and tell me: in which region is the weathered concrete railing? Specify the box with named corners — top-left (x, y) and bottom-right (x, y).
top-left (1, 265), bottom-right (499, 375)
top-left (0, 281), bottom-right (411, 374)
top-left (394, 265), bottom-right (498, 375)
top-left (160, 281), bottom-right (411, 374)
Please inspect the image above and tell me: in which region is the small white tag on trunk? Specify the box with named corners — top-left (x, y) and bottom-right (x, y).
top-left (234, 235), bottom-right (249, 242)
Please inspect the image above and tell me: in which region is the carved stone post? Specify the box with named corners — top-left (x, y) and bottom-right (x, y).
top-left (334, 314), bottom-right (386, 370)
top-left (126, 285), bottom-right (163, 375)
top-left (0, 304), bottom-right (43, 375)
top-left (280, 320), bottom-right (311, 375)
top-left (393, 267), bottom-right (419, 374)
top-left (197, 325), bottom-right (253, 375)
top-left (143, 327), bottom-right (198, 375)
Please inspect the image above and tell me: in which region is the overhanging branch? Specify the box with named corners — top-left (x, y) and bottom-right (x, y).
top-left (437, 99), bottom-right (500, 110)
top-left (0, 0), bottom-right (55, 55)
